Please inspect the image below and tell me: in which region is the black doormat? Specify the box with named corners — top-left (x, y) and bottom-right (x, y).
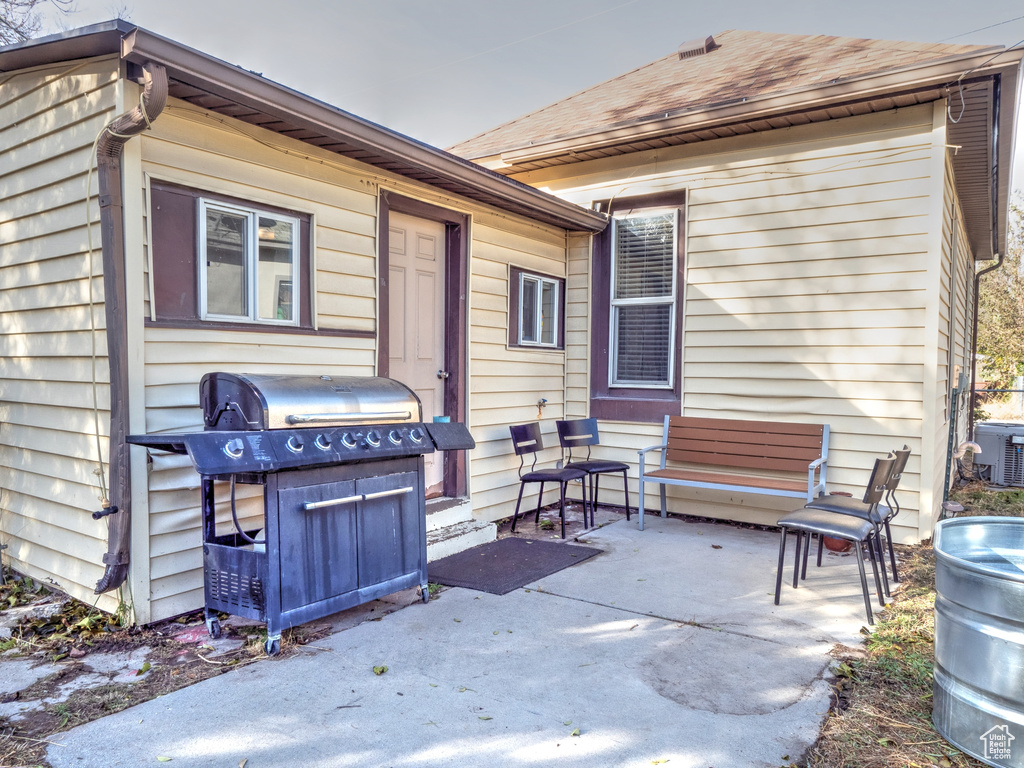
top-left (428, 537), bottom-right (603, 595)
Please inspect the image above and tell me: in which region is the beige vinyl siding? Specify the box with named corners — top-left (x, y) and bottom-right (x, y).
top-left (932, 153), bottom-right (976, 526)
top-left (124, 99), bottom-right (579, 619)
top-left (466, 216), bottom-right (572, 520)
top-left (0, 57), bottom-right (121, 609)
top-left (511, 104), bottom-right (952, 541)
top-left (135, 105), bottom-right (386, 620)
top-left (565, 233), bottom-right (592, 419)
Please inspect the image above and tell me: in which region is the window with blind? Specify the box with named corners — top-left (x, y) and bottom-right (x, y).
top-left (610, 210), bottom-right (678, 387)
top-left (589, 191), bottom-right (685, 422)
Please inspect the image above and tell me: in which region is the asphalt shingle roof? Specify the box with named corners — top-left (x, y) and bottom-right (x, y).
top-left (449, 30), bottom-right (992, 159)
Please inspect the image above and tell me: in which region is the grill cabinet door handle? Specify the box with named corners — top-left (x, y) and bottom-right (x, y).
top-left (303, 494), bottom-right (362, 510)
top-left (287, 411), bottom-right (412, 424)
top-left (362, 486), bottom-right (414, 501)
top-left (302, 486), bottom-right (413, 510)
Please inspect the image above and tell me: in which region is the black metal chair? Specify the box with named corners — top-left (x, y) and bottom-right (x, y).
top-left (556, 418), bottom-right (630, 528)
top-left (804, 445), bottom-right (911, 585)
top-left (509, 422), bottom-right (588, 539)
top-left (774, 454), bottom-right (896, 624)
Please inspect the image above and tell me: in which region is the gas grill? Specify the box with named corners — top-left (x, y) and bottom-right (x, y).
top-left (128, 373), bottom-right (474, 654)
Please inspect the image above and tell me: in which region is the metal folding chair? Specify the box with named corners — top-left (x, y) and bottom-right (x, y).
top-left (774, 454), bottom-right (896, 624)
top-left (804, 446), bottom-right (911, 586)
top-left (556, 418), bottom-right (630, 528)
top-left (509, 423), bottom-right (588, 539)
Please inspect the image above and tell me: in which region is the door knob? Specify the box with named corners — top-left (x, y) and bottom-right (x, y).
top-left (437, 370), bottom-right (450, 380)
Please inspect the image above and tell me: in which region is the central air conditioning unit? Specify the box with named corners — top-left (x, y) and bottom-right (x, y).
top-left (973, 422), bottom-right (1024, 487)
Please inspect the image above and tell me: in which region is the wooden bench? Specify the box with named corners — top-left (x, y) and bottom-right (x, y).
top-left (637, 416), bottom-right (829, 530)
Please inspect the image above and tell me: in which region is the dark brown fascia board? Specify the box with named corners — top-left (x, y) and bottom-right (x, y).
top-left (0, 20), bottom-right (129, 72)
top-left (490, 47), bottom-right (1021, 166)
top-left (119, 28), bottom-right (606, 233)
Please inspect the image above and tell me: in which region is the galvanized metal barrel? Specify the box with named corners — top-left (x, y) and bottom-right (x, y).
top-left (934, 517), bottom-right (1024, 768)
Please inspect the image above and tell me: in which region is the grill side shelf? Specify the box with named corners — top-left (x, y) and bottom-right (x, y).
top-left (126, 434), bottom-right (188, 454)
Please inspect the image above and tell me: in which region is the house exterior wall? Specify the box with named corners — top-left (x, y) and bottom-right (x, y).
top-left (507, 102), bottom-right (973, 543)
top-left (122, 93), bottom-right (573, 621)
top-left (0, 56), bottom-right (123, 611)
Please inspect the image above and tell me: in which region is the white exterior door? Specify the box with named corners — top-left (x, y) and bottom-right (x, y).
top-left (388, 211), bottom-right (446, 496)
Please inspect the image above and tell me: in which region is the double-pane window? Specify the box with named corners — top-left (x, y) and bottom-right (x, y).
top-left (519, 273), bottom-right (559, 347)
top-left (200, 200), bottom-right (299, 325)
top-left (610, 209), bottom-right (678, 387)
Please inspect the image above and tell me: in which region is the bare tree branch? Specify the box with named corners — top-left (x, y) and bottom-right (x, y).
top-left (977, 193), bottom-right (1024, 386)
top-left (0, 0), bottom-right (74, 46)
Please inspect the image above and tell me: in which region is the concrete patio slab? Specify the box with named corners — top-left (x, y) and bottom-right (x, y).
top-left (45, 515), bottom-right (879, 767)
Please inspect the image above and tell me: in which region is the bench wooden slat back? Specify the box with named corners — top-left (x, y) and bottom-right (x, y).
top-left (665, 416), bottom-right (825, 474)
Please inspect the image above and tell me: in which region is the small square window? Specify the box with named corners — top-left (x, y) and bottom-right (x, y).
top-left (199, 200), bottom-right (300, 326)
top-left (509, 267), bottom-right (564, 350)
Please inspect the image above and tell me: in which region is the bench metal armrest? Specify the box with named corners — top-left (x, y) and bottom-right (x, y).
top-left (638, 443), bottom-right (667, 478)
top-left (806, 456), bottom-right (828, 499)
top-left (638, 443), bottom-right (667, 458)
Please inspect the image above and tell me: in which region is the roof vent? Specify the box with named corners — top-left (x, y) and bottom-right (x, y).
top-left (678, 35), bottom-right (717, 60)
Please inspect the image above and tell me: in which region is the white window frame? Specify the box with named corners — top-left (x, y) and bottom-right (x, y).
top-left (517, 271), bottom-right (561, 348)
top-left (609, 207), bottom-right (679, 389)
top-left (198, 198), bottom-right (300, 326)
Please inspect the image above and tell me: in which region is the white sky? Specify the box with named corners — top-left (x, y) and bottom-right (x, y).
top-left (40, 0), bottom-right (1024, 192)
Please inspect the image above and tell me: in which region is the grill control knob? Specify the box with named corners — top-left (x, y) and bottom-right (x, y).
top-left (408, 428), bottom-right (424, 444)
top-left (286, 435), bottom-right (304, 454)
top-left (314, 434), bottom-right (332, 451)
top-left (341, 432), bottom-right (357, 449)
top-left (365, 430), bottom-right (382, 448)
top-left (223, 438), bottom-right (245, 459)
top-left (388, 429), bottom-right (403, 445)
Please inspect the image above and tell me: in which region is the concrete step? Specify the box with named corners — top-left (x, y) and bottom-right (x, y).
top-left (426, 518), bottom-right (496, 562)
top-left (425, 497), bottom-right (474, 532)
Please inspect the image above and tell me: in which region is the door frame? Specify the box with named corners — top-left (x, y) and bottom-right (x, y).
top-left (377, 191), bottom-right (469, 499)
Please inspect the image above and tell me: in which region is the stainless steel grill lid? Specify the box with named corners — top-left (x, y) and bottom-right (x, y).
top-left (201, 373), bottom-right (422, 431)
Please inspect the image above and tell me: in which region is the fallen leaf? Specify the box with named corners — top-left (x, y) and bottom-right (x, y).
top-left (652, 760), bottom-right (669, 765)
top-left (564, 720), bottom-right (572, 726)
top-left (157, 758), bottom-right (172, 763)
top-left (239, 761), bottom-right (248, 768)
top-left (711, 544), bottom-right (722, 550)
top-left (453, 618), bottom-right (461, 623)
top-left (493, 631), bottom-right (499, 635)
top-left (429, 683), bottom-right (438, 688)
top-left (570, 728), bottom-right (580, 737)
top-left (479, 715), bottom-right (492, 720)
top-left (136, 661), bottom-right (151, 676)
top-left (373, 665), bottom-right (388, 676)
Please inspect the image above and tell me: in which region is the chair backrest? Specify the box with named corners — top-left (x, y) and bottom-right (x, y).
top-left (861, 453), bottom-right (897, 506)
top-left (887, 445), bottom-right (911, 490)
top-left (556, 418), bottom-right (599, 462)
top-left (510, 422), bottom-right (544, 456)
top-left (510, 422), bottom-right (545, 477)
top-left (883, 445), bottom-right (911, 515)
